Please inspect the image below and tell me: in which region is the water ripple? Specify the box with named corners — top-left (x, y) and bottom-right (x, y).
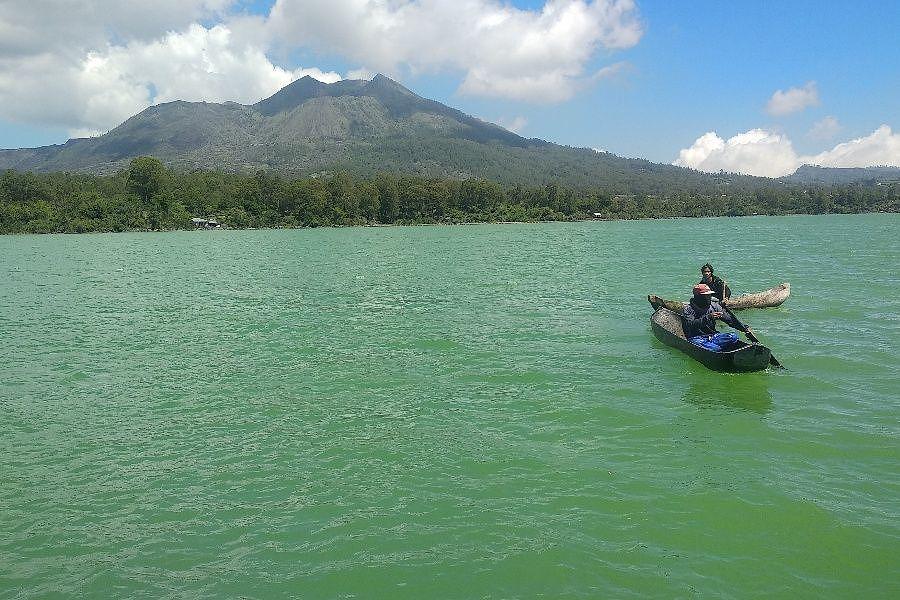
top-left (1, 215), bottom-right (898, 598)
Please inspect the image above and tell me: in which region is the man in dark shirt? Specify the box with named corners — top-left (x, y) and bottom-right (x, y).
top-left (700, 263), bottom-right (731, 301)
top-left (683, 283), bottom-right (750, 351)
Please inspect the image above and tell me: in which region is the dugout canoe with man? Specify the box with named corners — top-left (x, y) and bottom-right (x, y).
top-left (648, 263), bottom-right (786, 371)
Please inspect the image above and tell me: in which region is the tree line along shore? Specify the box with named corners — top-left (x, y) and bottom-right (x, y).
top-left (1, 157), bottom-right (897, 234)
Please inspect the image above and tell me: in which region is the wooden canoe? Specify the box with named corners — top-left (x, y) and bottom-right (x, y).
top-left (650, 307), bottom-right (772, 372)
top-left (648, 282), bottom-right (790, 313)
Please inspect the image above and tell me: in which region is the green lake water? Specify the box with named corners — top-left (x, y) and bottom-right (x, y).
top-left (1, 214), bottom-right (898, 598)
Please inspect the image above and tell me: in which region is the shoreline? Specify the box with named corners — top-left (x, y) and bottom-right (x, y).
top-left (1, 210), bottom-right (896, 237)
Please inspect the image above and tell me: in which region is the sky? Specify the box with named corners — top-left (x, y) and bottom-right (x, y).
top-left (0, 0), bottom-right (898, 177)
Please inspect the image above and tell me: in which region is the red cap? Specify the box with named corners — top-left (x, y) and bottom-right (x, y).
top-left (693, 283), bottom-right (715, 295)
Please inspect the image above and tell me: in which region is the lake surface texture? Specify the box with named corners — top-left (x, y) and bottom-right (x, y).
top-left (1, 214), bottom-right (898, 598)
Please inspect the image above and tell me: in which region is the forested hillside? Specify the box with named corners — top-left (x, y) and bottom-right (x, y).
top-left (2, 157), bottom-right (896, 234)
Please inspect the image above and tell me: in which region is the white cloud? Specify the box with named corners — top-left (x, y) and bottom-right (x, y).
top-left (808, 116), bottom-right (841, 141)
top-left (590, 61), bottom-right (629, 83)
top-left (674, 129), bottom-right (800, 178)
top-left (766, 81), bottom-right (819, 116)
top-left (496, 116), bottom-right (528, 134)
top-left (0, 23), bottom-right (338, 139)
top-left (267, 0), bottom-right (643, 103)
top-left (108, 25), bottom-right (341, 105)
top-left (674, 125), bottom-right (900, 177)
top-left (807, 125), bottom-right (900, 168)
top-left (0, 0), bottom-right (233, 58)
top-left (0, 2), bottom-right (342, 139)
top-left (0, 1), bottom-right (643, 142)
top-left (346, 68), bottom-right (375, 81)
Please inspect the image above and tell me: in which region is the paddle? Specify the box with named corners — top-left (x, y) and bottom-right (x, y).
top-left (720, 304), bottom-right (784, 369)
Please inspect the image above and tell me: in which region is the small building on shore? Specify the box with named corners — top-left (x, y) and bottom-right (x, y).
top-left (191, 217), bottom-right (222, 230)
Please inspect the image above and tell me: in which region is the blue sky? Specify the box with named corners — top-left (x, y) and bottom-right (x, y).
top-left (1, 0), bottom-right (897, 175)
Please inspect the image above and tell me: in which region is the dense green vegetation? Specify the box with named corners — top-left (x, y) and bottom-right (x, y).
top-left (1, 157), bottom-right (897, 234)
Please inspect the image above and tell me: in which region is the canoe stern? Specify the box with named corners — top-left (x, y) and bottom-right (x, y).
top-left (731, 344), bottom-right (772, 372)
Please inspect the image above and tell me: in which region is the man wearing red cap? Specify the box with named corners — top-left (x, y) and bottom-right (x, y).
top-left (683, 283), bottom-right (751, 351)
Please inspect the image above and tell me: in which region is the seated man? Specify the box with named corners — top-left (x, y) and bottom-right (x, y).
top-left (683, 283), bottom-right (749, 351)
top-left (700, 263), bottom-right (731, 301)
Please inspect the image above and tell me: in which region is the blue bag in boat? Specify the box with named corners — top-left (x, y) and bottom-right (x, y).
top-left (689, 332), bottom-right (739, 352)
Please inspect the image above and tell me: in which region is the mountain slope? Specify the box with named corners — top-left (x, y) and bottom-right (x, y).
top-left (783, 165), bottom-right (900, 185)
top-left (0, 74), bottom-right (761, 190)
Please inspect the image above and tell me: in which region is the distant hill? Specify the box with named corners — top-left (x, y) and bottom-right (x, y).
top-left (783, 165), bottom-right (900, 185)
top-left (1, 74), bottom-right (770, 191)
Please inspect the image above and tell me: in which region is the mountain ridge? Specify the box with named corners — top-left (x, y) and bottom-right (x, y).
top-left (0, 74), bottom-right (547, 178)
top-left (782, 164), bottom-right (900, 184)
top-left (1, 74), bottom-right (892, 189)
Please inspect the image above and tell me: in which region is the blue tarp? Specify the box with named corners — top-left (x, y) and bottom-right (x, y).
top-left (689, 332), bottom-right (740, 352)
